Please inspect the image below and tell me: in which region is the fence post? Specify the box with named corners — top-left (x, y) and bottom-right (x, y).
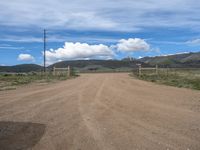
top-left (139, 65), bottom-right (141, 77)
top-left (53, 67), bottom-right (55, 76)
top-left (166, 67), bottom-right (168, 76)
top-left (156, 64), bottom-right (158, 75)
top-left (67, 66), bottom-right (70, 77)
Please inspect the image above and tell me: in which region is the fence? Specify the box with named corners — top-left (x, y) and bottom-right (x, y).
top-left (133, 65), bottom-right (200, 77)
top-left (136, 64), bottom-right (158, 77)
top-left (53, 66), bottom-right (71, 77)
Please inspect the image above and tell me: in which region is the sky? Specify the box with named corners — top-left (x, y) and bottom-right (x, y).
top-left (0, 0), bottom-right (200, 66)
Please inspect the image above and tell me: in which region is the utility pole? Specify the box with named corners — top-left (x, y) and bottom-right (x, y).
top-left (43, 29), bottom-right (46, 73)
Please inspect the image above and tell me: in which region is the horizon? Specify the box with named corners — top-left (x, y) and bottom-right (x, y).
top-left (1, 0), bottom-right (200, 66)
top-left (1, 51), bottom-right (199, 67)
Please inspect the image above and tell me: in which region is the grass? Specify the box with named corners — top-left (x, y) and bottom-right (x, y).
top-left (132, 68), bottom-right (200, 90)
top-left (0, 73), bottom-right (74, 91)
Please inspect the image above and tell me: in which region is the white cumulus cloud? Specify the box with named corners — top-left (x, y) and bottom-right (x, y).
top-left (17, 54), bottom-right (35, 61)
top-left (186, 39), bottom-right (200, 45)
top-left (117, 38), bottom-right (150, 52)
top-left (46, 42), bottom-right (115, 65)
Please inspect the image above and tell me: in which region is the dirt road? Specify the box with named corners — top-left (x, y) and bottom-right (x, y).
top-left (0, 73), bottom-right (200, 150)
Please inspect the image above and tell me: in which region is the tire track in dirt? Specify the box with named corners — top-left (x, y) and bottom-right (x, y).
top-left (77, 75), bottom-right (115, 150)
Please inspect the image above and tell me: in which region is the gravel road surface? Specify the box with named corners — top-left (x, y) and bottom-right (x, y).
top-left (0, 73), bottom-right (200, 150)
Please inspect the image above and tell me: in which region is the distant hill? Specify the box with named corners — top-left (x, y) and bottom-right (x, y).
top-left (48, 60), bottom-right (149, 72)
top-left (139, 52), bottom-right (200, 67)
top-left (0, 60), bottom-right (148, 73)
top-left (0, 64), bottom-right (43, 73)
top-left (0, 52), bottom-right (200, 73)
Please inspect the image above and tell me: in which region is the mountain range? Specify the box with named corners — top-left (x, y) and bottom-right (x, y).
top-left (0, 52), bottom-right (199, 73)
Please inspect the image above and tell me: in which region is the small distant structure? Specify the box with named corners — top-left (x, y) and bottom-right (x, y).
top-left (128, 56), bottom-right (134, 61)
top-left (83, 65), bottom-right (102, 72)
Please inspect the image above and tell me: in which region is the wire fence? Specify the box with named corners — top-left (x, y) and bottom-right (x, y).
top-left (132, 66), bottom-right (200, 77)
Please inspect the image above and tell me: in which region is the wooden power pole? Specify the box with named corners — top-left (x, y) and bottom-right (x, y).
top-left (43, 29), bottom-right (46, 73)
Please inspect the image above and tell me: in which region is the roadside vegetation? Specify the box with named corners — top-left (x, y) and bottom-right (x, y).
top-left (0, 69), bottom-right (78, 91)
top-left (132, 68), bottom-right (200, 90)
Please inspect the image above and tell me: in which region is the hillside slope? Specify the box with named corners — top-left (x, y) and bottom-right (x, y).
top-left (139, 52), bottom-right (200, 67)
top-left (0, 52), bottom-right (200, 73)
top-left (0, 64), bottom-right (43, 73)
top-left (48, 60), bottom-right (149, 71)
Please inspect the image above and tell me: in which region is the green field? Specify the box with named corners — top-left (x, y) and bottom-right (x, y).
top-left (0, 73), bottom-right (73, 91)
top-left (132, 68), bottom-right (200, 90)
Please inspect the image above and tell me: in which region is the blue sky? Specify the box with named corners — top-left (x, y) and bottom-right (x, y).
top-left (0, 0), bottom-right (200, 66)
